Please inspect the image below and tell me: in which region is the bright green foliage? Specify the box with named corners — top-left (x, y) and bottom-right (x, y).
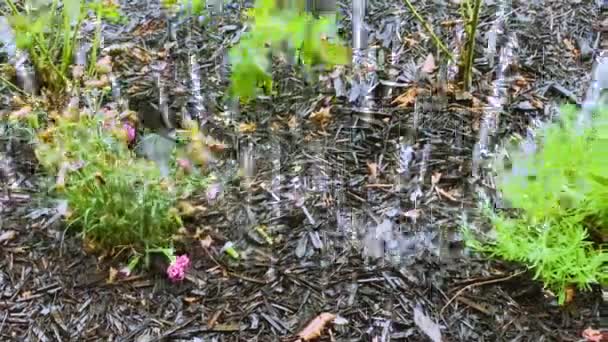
top-left (464, 105), bottom-right (607, 304)
top-left (34, 114), bottom-right (207, 250)
top-left (228, 0), bottom-right (350, 100)
top-left (5, 0), bottom-right (122, 92)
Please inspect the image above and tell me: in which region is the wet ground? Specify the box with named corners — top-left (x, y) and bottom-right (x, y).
top-left (0, 0), bottom-right (605, 341)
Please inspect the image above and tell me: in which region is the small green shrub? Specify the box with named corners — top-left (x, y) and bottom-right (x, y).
top-left (228, 0), bottom-right (350, 100)
top-left (5, 0), bottom-right (122, 92)
top-left (464, 104), bottom-right (607, 304)
top-left (34, 112), bottom-right (208, 250)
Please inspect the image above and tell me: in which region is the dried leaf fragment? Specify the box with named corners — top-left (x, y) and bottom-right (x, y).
top-left (420, 53), bottom-right (436, 74)
top-left (239, 122), bottom-right (257, 134)
top-left (0, 230), bottom-right (17, 243)
top-left (107, 267), bottom-right (118, 284)
top-left (413, 305), bottom-right (442, 342)
top-left (310, 106), bottom-right (332, 129)
top-left (392, 87), bottom-right (418, 108)
top-left (297, 312), bottom-right (336, 341)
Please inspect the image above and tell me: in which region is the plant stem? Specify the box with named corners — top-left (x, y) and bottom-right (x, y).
top-left (462, 0), bottom-right (482, 90)
top-left (88, 7), bottom-right (103, 76)
top-left (402, 0), bottom-right (453, 61)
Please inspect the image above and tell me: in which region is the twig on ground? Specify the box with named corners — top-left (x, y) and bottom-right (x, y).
top-left (440, 269), bottom-right (526, 316)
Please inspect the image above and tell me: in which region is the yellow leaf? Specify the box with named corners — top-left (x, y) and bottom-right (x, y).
top-left (239, 122), bottom-right (257, 134)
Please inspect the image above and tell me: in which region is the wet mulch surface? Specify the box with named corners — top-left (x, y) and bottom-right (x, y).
top-left (1, 0), bottom-right (605, 341)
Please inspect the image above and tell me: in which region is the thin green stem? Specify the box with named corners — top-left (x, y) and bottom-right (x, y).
top-left (402, 0), bottom-right (453, 61)
top-left (462, 0), bottom-right (482, 90)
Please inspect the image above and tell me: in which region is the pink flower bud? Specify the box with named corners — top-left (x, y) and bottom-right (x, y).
top-left (124, 122), bottom-right (136, 144)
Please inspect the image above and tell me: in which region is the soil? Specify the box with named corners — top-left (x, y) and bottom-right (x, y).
top-left (0, 0), bottom-right (605, 341)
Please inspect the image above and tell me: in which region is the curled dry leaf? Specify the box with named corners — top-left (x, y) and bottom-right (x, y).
top-left (296, 312), bottom-right (336, 341)
top-left (310, 106), bottom-right (332, 130)
top-left (392, 87), bottom-right (418, 108)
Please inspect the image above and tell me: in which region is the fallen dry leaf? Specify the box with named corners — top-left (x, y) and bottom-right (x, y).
top-left (200, 235), bottom-right (214, 248)
top-left (403, 209), bottom-right (422, 220)
top-left (431, 172), bottom-right (442, 186)
top-left (392, 87), bottom-right (419, 108)
top-left (414, 305), bottom-right (442, 342)
top-left (435, 186), bottom-right (460, 202)
top-left (420, 53), bottom-right (436, 74)
top-left (288, 115), bottom-right (299, 130)
top-left (239, 122), bottom-right (257, 134)
top-left (0, 230), bottom-right (17, 243)
top-left (564, 285), bottom-right (575, 304)
top-left (582, 327), bottom-right (604, 342)
top-left (296, 312), bottom-right (336, 341)
top-left (367, 162), bottom-right (378, 182)
top-left (310, 106), bottom-right (332, 130)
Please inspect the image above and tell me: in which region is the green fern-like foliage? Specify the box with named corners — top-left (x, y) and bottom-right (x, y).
top-left (465, 104), bottom-right (607, 305)
top-left (228, 0), bottom-right (350, 100)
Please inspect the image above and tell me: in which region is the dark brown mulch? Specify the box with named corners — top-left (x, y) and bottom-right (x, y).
top-left (1, 0), bottom-right (605, 341)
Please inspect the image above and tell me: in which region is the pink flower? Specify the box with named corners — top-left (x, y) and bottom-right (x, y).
top-left (177, 158), bottom-right (193, 173)
top-left (124, 122), bottom-right (136, 143)
top-left (166, 254), bottom-right (190, 282)
top-left (175, 254), bottom-right (191, 269)
top-left (167, 263), bottom-right (185, 282)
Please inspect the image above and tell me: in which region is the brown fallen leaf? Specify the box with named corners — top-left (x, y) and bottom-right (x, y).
top-left (564, 285), bottom-right (575, 304)
top-left (420, 53), bottom-right (436, 74)
top-left (0, 230), bottom-right (17, 243)
top-left (435, 186), bottom-right (460, 202)
top-left (310, 106), bottom-right (332, 130)
top-left (296, 312), bottom-right (336, 341)
top-left (392, 87), bottom-right (418, 108)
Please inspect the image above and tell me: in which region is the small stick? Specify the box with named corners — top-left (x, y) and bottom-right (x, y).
top-left (440, 269), bottom-right (526, 316)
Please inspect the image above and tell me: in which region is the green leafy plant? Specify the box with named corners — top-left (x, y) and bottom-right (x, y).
top-left (228, 0), bottom-right (350, 100)
top-left (4, 0), bottom-right (122, 92)
top-left (34, 112), bottom-right (208, 251)
top-left (464, 104), bottom-right (608, 304)
top-left (458, 0), bottom-right (482, 91)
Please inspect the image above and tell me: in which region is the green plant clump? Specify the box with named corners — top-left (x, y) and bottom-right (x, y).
top-left (34, 114), bottom-right (207, 250)
top-left (464, 104), bottom-right (607, 304)
top-left (228, 0), bottom-right (350, 100)
top-left (5, 0), bottom-right (122, 92)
